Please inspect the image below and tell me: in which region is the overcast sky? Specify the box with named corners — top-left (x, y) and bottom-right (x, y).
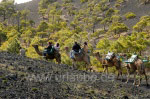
top-left (0, 0), bottom-right (32, 4)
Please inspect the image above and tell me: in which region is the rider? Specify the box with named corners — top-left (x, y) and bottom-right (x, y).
top-left (47, 42), bottom-right (53, 50)
top-left (54, 43), bottom-right (60, 51)
top-left (72, 42), bottom-right (81, 53)
top-left (44, 42), bottom-right (55, 56)
top-left (83, 42), bottom-right (88, 53)
top-left (70, 42), bottom-right (81, 59)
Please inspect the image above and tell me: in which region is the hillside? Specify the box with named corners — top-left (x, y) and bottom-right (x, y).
top-left (16, 0), bottom-right (41, 24)
top-left (16, 0), bottom-right (150, 27)
top-left (119, 0), bottom-right (150, 27)
top-left (0, 52), bottom-right (150, 98)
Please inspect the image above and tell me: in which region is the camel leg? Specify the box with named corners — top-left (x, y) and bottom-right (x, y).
top-left (133, 72), bottom-right (136, 86)
top-left (72, 61), bottom-right (77, 69)
top-left (137, 73), bottom-right (142, 87)
top-left (56, 58), bottom-right (61, 64)
top-left (126, 66), bottom-right (130, 83)
top-left (106, 67), bottom-right (109, 75)
top-left (144, 72), bottom-right (149, 86)
top-left (103, 66), bottom-right (106, 73)
top-left (103, 66), bottom-right (108, 75)
top-left (116, 71), bottom-right (119, 80)
top-left (85, 64), bottom-right (89, 71)
top-left (85, 56), bottom-right (91, 71)
top-left (120, 70), bottom-right (123, 81)
top-left (117, 69), bottom-right (122, 81)
top-left (87, 64), bottom-right (92, 72)
top-left (72, 62), bottom-right (75, 69)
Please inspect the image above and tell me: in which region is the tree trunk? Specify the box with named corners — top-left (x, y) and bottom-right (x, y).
top-left (0, 38), bottom-right (1, 46)
top-left (92, 24), bottom-right (95, 33)
top-left (3, 10), bottom-right (6, 21)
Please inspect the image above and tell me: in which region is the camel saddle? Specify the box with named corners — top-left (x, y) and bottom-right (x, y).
top-left (127, 54), bottom-right (138, 63)
top-left (106, 52), bottom-right (115, 60)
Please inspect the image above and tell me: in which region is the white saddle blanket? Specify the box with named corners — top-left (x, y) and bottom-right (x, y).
top-left (128, 55), bottom-right (137, 63)
top-left (106, 52), bottom-right (114, 60)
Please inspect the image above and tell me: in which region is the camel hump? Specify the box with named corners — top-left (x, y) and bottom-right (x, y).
top-left (65, 46), bottom-right (69, 49)
top-left (96, 52), bottom-right (99, 54)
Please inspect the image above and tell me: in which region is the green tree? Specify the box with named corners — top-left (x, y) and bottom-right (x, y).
top-left (37, 21), bottom-right (49, 32)
top-left (109, 22), bottom-right (128, 36)
top-left (96, 38), bottom-right (110, 53)
top-left (21, 29), bottom-right (34, 47)
top-left (7, 36), bottom-right (21, 53)
top-left (0, 31), bottom-right (7, 46)
top-left (100, 17), bottom-right (111, 31)
top-left (0, 0), bottom-right (15, 24)
top-left (80, 0), bottom-right (88, 3)
top-left (133, 16), bottom-right (150, 32)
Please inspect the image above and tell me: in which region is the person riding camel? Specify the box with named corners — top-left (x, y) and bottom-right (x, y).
top-left (70, 42), bottom-right (81, 59)
top-left (43, 42), bottom-right (55, 57)
top-left (83, 42), bottom-right (88, 53)
top-left (47, 42), bottom-right (53, 50)
top-left (72, 42), bottom-right (81, 53)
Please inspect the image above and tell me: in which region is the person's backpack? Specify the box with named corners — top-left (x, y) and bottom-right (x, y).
top-left (48, 46), bottom-right (55, 54)
top-left (43, 46), bottom-right (55, 55)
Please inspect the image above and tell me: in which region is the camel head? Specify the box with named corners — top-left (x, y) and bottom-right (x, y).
top-left (65, 47), bottom-right (69, 52)
top-left (64, 46), bottom-right (70, 57)
top-left (93, 52), bottom-right (101, 57)
top-left (32, 44), bottom-right (42, 56)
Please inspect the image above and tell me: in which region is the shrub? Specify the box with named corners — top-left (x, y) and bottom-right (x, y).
top-left (80, 0), bottom-right (88, 3)
top-left (125, 12), bottom-right (136, 19)
top-left (116, 0), bottom-right (126, 4)
top-left (32, 88), bottom-right (38, 92)
top-left (7, 37), bottom-right (21, 54)
top-left (109, 22), bottom-right (128, 35)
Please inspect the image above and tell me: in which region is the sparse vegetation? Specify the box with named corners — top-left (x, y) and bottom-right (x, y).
top-left (125, 12), bottom-right (136, 19)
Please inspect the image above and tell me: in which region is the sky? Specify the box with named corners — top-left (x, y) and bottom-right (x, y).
top-left (0, 0), bottom-right (32, 4)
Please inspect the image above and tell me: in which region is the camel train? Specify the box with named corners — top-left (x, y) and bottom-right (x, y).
top-left (32, 43), bottom-right (149, 87)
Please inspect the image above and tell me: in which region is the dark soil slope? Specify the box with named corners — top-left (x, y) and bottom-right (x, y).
top-left (0, 52), bottom-right (150, 98)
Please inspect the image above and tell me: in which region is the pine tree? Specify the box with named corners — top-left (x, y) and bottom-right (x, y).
top-left (7, 36), bottom-right (21, 53)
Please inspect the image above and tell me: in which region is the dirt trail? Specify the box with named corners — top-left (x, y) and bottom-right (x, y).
top-left (0, 52), bottom-right (150, 98)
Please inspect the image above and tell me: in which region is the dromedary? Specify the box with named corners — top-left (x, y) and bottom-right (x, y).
top-left (65, 46), bottom-right (91, 71)
top-left (125, 58), bottom-right (149, 87)
top-left (94, 52), bottom-right (123, 80)
top-left (32, 45), bottom-right (61, 64)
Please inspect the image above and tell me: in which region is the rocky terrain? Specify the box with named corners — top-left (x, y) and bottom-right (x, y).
top-left (0, 52), bottom-right (150, 98)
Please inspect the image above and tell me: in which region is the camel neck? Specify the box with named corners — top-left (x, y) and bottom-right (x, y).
top-left (96, 55), bottom-right (103, 63)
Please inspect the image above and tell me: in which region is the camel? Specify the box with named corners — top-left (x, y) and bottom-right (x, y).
top-left (65, 46), bottom-right (91, 71)
top-left (125, 58), bottom-right (149, 87)
top-left (32, 45), bottom-right (61, 64)
top-left (94, 52), bottom-right (123, 80)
